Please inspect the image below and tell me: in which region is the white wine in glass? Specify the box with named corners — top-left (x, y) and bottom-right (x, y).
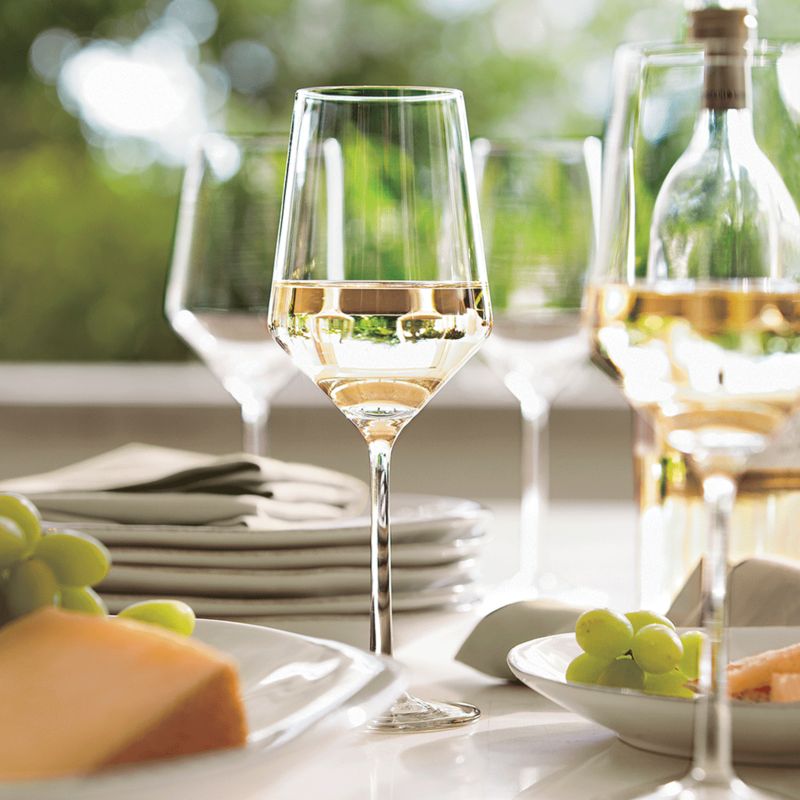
top-left (269, 87), bottom-right (492, 732)
top-left (588, 34), bottom-right (800, 800)
top-left (166, 134), bottom-right (296, 456)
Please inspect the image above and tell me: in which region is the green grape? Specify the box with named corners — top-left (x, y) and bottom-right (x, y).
top-left (679, 630), bottom-right (706, 681)
top-left (575, 608), bottom-right (634, 660)
top-left (625, 610), bottom-right (676, 634)
top-left (565, 652), bottom-right (612, 685)
top-left (0, 494), bottom-right (41, 556)
top-left (35, 530), bottom-right (110, 587)
top-left (117, 600), bottom-right (195, 636)
top-left (59, 586), bottom-right (108, 616)
top-left (0, 516), bottom-right (26, 569)
top-left (644, 668), bottom-right (695, 698)
top-left (631, 624), bottom-right (684, 674)
top-left (5, 558), bottom-right (59, 619)
top-left (597, 656), bottom-right (645, 690)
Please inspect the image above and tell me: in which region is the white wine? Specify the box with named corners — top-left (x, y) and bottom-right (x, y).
top-left (269, 281), bottom-right (491, 441)
top-left (588, 283), bottom-right (800, 463)
top-left (636, 416), bottom-right (800, 610)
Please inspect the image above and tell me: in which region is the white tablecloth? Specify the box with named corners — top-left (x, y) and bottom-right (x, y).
top-left (224, 501), bottom-right (800, 799)
top-left (23, 500), bottom-right (785, 800)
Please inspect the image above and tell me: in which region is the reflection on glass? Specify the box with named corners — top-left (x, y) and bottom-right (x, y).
top-left (166, 134), bottom-right (295, 455)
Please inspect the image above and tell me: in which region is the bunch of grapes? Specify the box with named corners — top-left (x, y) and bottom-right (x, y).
top-left (566, 608), bottom-right (705, 698)
top-left (0, 493), bottom-right (194, 635)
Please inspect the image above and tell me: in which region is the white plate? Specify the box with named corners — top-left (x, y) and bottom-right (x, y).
top-left (62, 494), bottom-right (490, 549)
top-left (107, 536), bottom-right (485, 568)
top-left (99, 559), bottom-right (478, 597)
top-left (101, 585), bottom-right (481, 616)
top-left (4, 620), bottom-right (404, 800)
top-left (508, 627), bottom-right (800, 765)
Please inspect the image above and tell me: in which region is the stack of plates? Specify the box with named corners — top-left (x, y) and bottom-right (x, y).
top-left (60, 494), bottom-right (490, 621)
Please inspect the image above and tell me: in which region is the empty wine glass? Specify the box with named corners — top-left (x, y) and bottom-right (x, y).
top-left (268, 87), bottom-right (492, 732)
top-left (473, 137), bottom-right (601, 595)
top-left (587, 40), bottom-right (800, 800)
top-left (166, 134), bottom-right (295, 455)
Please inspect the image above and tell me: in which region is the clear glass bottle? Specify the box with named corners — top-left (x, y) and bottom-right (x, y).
top-left (635, 0), bottom-right (800, 611)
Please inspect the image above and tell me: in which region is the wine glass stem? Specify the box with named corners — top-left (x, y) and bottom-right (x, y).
top-left (242, 401), bottom-right (270, 457)
top-left (368, 438), bottom-right (394, 658)
top-left (691, 471), bottom-right (737, 786)
top-left (520, 395), bottom-right (549, 587)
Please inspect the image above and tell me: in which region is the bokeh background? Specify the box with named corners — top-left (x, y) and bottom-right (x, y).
top-left (3, 0), bottom-right (799, 361)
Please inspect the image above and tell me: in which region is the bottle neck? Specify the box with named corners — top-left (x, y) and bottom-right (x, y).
top-left (686, 5), bottom-right (756, 111)
top-left (692, 107), bottom-right (755, 151)
top-left (702, 56), bottom-right (750, 111)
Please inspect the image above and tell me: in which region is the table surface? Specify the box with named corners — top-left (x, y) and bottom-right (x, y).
top-left (218, 500), bottom-right (800, 800)
top-left (28, 499), bottom-right (794, 800)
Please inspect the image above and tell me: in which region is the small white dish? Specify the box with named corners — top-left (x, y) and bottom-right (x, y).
top-left (508, 627), bottom-right (800, 765)
top-left (101, 584), bottom-right (481, 616)
top-left (65, 494), bottom-right (490, 549)
top-left (107, 536), bottom-right (484, 569)
top-left (100, 559), bottom-right (478, 598)
top-left (6, 619), bottom-right (404, 800)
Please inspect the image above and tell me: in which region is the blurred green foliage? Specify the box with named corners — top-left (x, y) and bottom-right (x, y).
top-left (1, 0), bottom-right (799, 359)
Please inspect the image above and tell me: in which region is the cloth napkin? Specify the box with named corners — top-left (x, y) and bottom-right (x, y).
top-left (0, 443), bottom-right (368, 528)
top-left (456, 557), bottom-right (800, 681)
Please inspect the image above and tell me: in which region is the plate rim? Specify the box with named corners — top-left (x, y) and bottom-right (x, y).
top-left (3, 618), bottom-right (406, 795)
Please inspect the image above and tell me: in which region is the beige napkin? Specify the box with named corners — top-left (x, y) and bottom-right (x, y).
top-left (0, 443), bottom-right (368, 528)
top-left (456, 557), bottom-right (800, 681)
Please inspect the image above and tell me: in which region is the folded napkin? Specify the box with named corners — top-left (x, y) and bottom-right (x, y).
top-left (456, 557), bottom-right (800, 681)
top-left (0, 444), bottom-right (368, 528)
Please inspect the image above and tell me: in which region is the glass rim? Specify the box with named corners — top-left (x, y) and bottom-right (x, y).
top-left (618, 38), bottom-right (797, 67)
top-left (296, 85), bottom-right (464, 103)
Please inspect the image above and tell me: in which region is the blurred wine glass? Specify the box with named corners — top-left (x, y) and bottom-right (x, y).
top-left (588, 39), bottom-right (800, 800)
top-left (166, 134), bottom-right (295, 456)
top-left (473, 137), bottom-right (601, 594)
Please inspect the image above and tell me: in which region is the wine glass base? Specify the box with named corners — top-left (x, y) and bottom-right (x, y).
top-left (367, 692), bottom-right (480, 733)
top-left (614, 776), bottom-right (790, 800)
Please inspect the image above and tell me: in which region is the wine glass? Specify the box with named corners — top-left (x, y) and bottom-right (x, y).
top-left (473, 137), bottom-right (600, 596)
top-left (166, 134), bottom-right (296, 456)
top-left (268, 87), bottom-right (492, 731)
top-left (588, 40), bottom-right (800, 799)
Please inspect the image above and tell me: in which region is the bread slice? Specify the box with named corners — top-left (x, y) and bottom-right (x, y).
top-left (771, 672), bottom-right (800, 703)
top-left (728, 642), bottom-right (800, 698)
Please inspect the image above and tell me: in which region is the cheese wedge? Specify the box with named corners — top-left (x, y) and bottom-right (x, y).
top-left (727, 641), bottom-right (800, 697)
top-left (0, 607), bottom-right (247, 780)
top-left (771, 673), bottom-right (800, 703)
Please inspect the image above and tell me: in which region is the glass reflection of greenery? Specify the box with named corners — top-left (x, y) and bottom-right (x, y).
top-left (482, 148), bottom-right (589, 312)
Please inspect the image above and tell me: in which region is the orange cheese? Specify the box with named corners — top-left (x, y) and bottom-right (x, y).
top-left (728, 642), bottom-right (800, 697)
top-left (0, 607), bottom-right (247, 780)
top-left (771, 672), bottom-right (800, 703)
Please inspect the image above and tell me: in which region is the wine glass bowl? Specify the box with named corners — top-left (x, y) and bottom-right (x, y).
top-left (166, 134), bottom-right (296, 456)
top-left (589, 40), bottom-right (800, 800)
top-left (473, 137), bottom-right (600, 592)
top-left (268, 86), bottom-right (491, 731)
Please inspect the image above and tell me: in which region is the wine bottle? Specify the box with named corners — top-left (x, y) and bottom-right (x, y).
top-left (636, 0), bottom-right (800, 610)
